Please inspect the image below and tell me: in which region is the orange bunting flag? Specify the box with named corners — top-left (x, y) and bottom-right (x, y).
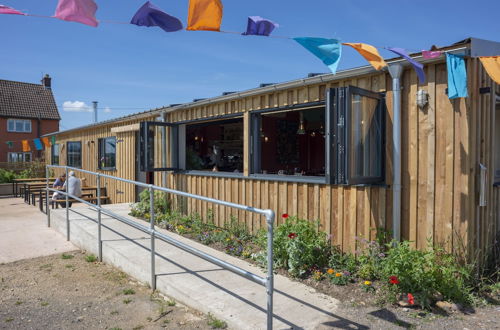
top-left (479, 56), bottom-right (500, 85)
top-left (343, 43), bottom-right (387, 70)
top-left (186, 0), bottom-right (223, 31)
top-left (22, 140), bottom-right (31, 152)
top-left (42, 137), bottom-right (51, 148)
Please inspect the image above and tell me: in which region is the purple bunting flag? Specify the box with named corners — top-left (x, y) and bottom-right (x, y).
top-left (242, 16), bottom-right (278, 36)
top-left (422, 50), bottom-right (442, 59)
top-left (130, 1), bottom-right (183, 33)
top-left (0, 5), bottom-right (26, 15)
top-left (387, 47), bottom-right (425, 83)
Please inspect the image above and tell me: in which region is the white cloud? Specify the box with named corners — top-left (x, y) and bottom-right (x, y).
top-left (62, 101), bottom-right (92, 112)
top-left (104, 106), bottom-right (112, 113)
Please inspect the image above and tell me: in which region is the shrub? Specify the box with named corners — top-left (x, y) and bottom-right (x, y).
top-left (256, 215), bottom-right (330, 277)
top-left (0, 168), bottom-right (17, 183)
top-left (129, 190), bottom-right (170, 218)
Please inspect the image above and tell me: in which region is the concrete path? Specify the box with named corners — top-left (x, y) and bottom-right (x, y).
top-left (0, 197), bottom-right (76, 263)
top-left (48, 203), bottom-right (372, 330)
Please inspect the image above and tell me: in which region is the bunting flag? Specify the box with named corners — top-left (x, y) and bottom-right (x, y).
top-left (294, 37), bottom-right (342, 74)
top-left (54, 0), bottom-right (98, 27)
top-left (0, 5), bottom-right (26, 15)
top-left (387, 47), bottom-right (425, 84)
top-left (186, 0), bottom-right (223, 31)
top-left (422, 50), bottom-right (442, 59)
top-left (5, 141), bottom-right (13, 148)
top-left (343, 43), bottom-right (387, 70)
top-left (446, 53), bottom-right (468, 99)
top-left (130, 1), bottom-right (183, 33)
top-left (51, 135), bottom-right (57, 145)
top-left (33, 138), bottom-right (43, 151)
top-left (42, 137), bottom-right (51, 148)
top-left (479, 56), bottom-right (500, 85)
top-left (22, 140), bottom-right (31, 152)
top-left (242, 16), bottom-right (278, 36)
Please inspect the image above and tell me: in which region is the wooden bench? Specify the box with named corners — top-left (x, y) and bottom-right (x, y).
top-left (51, 196), bottom-right (110, 209)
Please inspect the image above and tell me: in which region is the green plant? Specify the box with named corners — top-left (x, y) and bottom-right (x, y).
top-left (0, 168), bottom-right (17, 184)
top-left (328, 271), bottom-right (351, 286)
top-left (61, 253), bottom-right (74, 259)
top-left (40, 302), bottom-right (49, 306)
top-left (123, 298), bottom-right (132, 304)
top-left (256, 214), bottom-right (331, 277)
top-left (207, 313), bottom-right (227, 329)
top-left (166, 299), bottom-right (176, 306)
top-left (129, 190), bottom-right (170, 219)
top-left (122, 288), bottom-right (135, 295)
top-left (85, 255), bottom-right (97, 262)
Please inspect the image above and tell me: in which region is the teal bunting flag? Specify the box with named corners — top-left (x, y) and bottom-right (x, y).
top-left (6, 141), bottom-right (13, 148)
top-left (293, 37), bottom-right (342, 74)
top-left (446, 53), bottom-right (468, 99)
top-left (51, 135), bottom-right (56, 145)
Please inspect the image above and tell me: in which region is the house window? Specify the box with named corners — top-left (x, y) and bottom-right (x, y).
top-left (7, 119), bottom-right (31, 133)
top-left (332, 86), bottom-right (385, 184)
top-left (184, 118), bottom-right (243, 172)
top-left (252, 107), bottom-right (325, 176)
top-left (98, 137), bottom-right (116, 170)
top-left (7, 152), bottom-right (31, 162)
top-left (51, 144), bottom-right (60, 165)
top-left (67, 141), bottom-right (82, 168)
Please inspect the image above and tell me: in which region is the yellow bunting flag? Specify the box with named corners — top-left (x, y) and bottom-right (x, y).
top-left (343, 43), bottom-right (387, 70)
top-left (479, 56), bottom-right (500, 85)
top-left (22, 140), bottom-right (31, 152)
top-left (41, 137), bottom-right (51, 148)
top-left (186, 0), bottom-right (223, 31)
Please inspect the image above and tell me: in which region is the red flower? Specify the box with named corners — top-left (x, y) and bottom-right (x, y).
top-left (288, 233), bottom-right (297, 239)
top-left (389, 276), bottom-right (400, 285)
top-left (282, 213), bottom-right (289, 219)
top-left (407, 293), bottom-right (415, 305)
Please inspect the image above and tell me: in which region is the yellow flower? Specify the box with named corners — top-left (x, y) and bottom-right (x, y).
top-left (226, 238), bottom-right (231, 241)
top-left (335, 273), bottom-right (342, 277)
top-left (364, 281), bottom-right (372, 286)
top-left (327, 268), bottom-right (334, 275)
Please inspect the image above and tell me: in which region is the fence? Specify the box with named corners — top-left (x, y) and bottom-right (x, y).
top-left (45, 165), bottom-right (275, 329)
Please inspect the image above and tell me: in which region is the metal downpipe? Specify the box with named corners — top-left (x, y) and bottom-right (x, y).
top-left (388, 64), bottom-right (403, 242)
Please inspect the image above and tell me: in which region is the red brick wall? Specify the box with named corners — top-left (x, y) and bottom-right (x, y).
top-left (0, 117), bottom-right (59, 162)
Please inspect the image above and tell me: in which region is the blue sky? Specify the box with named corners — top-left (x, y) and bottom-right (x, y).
top-left (1, 0), bottom-right (499, 130)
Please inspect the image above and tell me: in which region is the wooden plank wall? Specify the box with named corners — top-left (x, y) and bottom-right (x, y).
top-left (45, 117), bottom-right (155, 204)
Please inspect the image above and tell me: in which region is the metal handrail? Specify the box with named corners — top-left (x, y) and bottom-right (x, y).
top-left (46, 165), bottom-right (275, 329)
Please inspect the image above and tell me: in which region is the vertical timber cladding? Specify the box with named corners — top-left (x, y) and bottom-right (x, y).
top-left (46, 117), bottom-right (155, 204)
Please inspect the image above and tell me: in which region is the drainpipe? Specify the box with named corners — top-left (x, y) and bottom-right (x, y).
top-left (388, 64), bottom-right (403, 242)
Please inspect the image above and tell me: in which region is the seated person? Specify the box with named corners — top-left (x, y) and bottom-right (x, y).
top-left (60, 171), bottom-right (82, 208)
top-left (52, 173), bottom-right (66, 200)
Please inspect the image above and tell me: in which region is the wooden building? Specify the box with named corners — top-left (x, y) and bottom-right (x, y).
top-left (45, 38), bottom-right (500, 258)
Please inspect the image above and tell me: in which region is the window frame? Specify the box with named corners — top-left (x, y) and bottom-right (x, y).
top-left (51, 144), bottom-right (60, 165)
top-left (7, 119), bottom-right (32, 133)
top-left (139, 121), bottom-right (178, 172)
top-left (7, 152), bottom-right (31, 162)
top-left (98, 137), bottom-right (117, 171)
top-left (66, 141), bottom-right (82, 168)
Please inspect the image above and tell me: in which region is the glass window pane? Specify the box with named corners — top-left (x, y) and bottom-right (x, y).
top-left (24, 153), bottom-right (31, 162)
top-left (260, 107), bottom-right (325, 176)
top-left (7, 120), bottom-right (14, 131)
top-left (67, 142), bottom-right (81, 167)
top-left (24, 120), bottom-right (31, 132)
top-left (99, 137), bottom-right (116, 169)
top-left (185, 119), bottom-right (243, 172)
top-left (15, 121), bottom-right (23, 132)
top-left (349, 94), bottom-right (382, 179)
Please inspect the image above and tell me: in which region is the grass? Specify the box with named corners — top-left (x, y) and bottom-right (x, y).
top-left (207, 313), bottom-right (227, 329)
top-left (85, 255), bottom-right (97, 263)
top-left (40, 302), bottom-right (49, 307)
top-left (61, 253), bottom-right (74, 259)
top-left (132, 326), bottom-right (144, 330)
top-left (4, 318), bottom-right (13, 322)
top-left (123, 298), bottom-right (132, 304)
top-left (122, 288), bottom-right (136, 295)
top-left (15, 301), bottom-right (22, 305)
top-left (39, 263), bottom-right (52, 271)
top-left (166, 299), bottom-right (176, 306)
top-left (110, 310), bottom-right (119, 315)
top-left (109, 328), bottom-right (122, 330)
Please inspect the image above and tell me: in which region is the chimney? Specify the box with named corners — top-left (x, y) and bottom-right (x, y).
top-left (41, 74), bottom-right (51, 89)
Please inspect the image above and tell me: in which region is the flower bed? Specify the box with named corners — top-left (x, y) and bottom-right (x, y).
top-left (129, 193), bottom-right (494, 310)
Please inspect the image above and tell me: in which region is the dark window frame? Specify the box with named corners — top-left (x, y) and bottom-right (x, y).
top-left (139, 121), bottom-right (178, 172)
top-left (51, 144), bottom-right (60, 165)
top-left (66, 141), bottom-right (82, 168)
top-left (98, 137), bottom-right (117, 171)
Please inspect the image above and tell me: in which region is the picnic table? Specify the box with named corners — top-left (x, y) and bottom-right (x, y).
top-left (38, 186), bottom-right (109, 213)
top-left (12, 178), bottom-right (55, 197)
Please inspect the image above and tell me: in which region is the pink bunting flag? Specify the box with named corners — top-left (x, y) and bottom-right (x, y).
top-left (0, 4), bottom-right (26, 15)
top-left (54, 0), bottom-right (98, 27)
top-left (422, 50), bottom-right (442, 59)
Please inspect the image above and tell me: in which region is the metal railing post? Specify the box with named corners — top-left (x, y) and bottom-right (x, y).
top-left (97, 174), bottom-right (102, 261)
top-left (149, 185), bottom-right (156, 291)
top-left (266, 210), bottom-right (275, 330)
top-left (65, 166), bottom-right (70, 241)
top-left (46, 166), bottom-right (50, 226)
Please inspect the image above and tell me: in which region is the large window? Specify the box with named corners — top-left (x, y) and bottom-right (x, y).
top-left (7, 119), bottom-right (31, 133)
top-left (98, 137), bottom-right (116, 170)
top-left (51, 144), bottom-right (60, 165)
top-left (7, 152), bottom-right (31, 162)
top-left (253, 107), bottom-right (325, 176)
top-left (67, 141), bottom-right (82, 168)
top-left (185, 118), bottom-right (243, 172)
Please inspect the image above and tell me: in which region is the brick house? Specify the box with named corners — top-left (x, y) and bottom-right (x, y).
top-left (0, 75), bottom-right (60, 162)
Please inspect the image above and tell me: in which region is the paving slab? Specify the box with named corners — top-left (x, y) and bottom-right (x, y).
top-left (0, 197), bottom-right (76, 263)
top-left (48, 203), bottom-right (369, 330)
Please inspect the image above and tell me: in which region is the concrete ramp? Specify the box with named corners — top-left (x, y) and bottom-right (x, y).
top-left (49, 204), bottom-right (356, 329)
